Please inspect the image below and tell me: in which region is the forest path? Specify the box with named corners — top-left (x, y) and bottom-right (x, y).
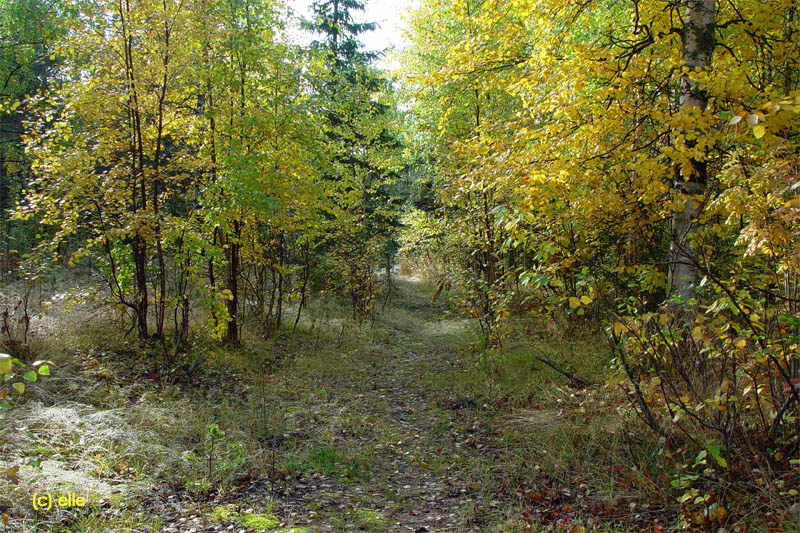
top-left (258, 276), bottom-right (500, 532)
top-left (147, 276), bottom-right (511, 533)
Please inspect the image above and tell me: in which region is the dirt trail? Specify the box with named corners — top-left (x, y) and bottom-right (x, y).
top-left (134, 278), bottom-right (505, 533)
top-left (265, 280), bottom-right (496, 532)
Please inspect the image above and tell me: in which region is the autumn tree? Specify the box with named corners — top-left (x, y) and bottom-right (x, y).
top-left (20, 0), bottom-right (396, 349)
top-left (403, 0), bottom-right (797, 329)
top-left (401, 0), bottom-right (527, 342)
top-left (21, 0), bottom-right (201, 341)
top-left (402, 0), bottom-right (800, 516)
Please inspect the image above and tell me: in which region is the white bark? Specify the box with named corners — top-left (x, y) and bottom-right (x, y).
top-left (669, 0), bottom-right (716, 302)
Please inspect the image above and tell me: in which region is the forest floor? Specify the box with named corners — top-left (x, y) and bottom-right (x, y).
top-left (4, 276), bottom-right (687, 532)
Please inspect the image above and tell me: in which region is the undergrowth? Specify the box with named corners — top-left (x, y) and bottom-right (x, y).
top-left (1, 277), bottom-right (797, 531)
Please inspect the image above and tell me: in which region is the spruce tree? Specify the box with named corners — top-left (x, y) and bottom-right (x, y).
top-left (305, 0), bottom-right (401, 319)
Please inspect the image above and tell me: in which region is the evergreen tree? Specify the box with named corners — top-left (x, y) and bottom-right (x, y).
top-left (305, 0), bottom-right (402, 319)
top-left (304, 0), bottom-right (377, 67)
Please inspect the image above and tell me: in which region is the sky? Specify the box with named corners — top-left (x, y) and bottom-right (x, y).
top-left (287, 0), bottom-right (415, 69)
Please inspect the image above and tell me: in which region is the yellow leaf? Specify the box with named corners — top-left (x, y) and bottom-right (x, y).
top-left (734, 338), bottom-right (746, 349)
top-left (753, 125), bottom-right (766, 139)
top-left (568, 296), bottom-right (580, 308)
top-left (5, 466), bottom-right (19, 480)
top-left (12, 383), bottom-right (24, 394)
top-left (613, 321), bottom-right (625, 336)
top-left (580, 295), bottom-right (592, 305)
top-left (0, 354), bottom-right (11, 374)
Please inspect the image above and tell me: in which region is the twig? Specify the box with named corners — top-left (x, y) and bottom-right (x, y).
top-left (532, 353), bottom-right (591, 387)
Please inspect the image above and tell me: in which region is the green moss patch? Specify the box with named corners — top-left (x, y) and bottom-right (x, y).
top-left (212, 504), bottom-right (280, 530)
top-left (354, 507), bottom-right (387, 531)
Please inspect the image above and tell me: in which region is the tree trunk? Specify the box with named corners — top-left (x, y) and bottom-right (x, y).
top-left (276, 231), bottom-right (285, 328)
top-left (152, 0), bottom-right (171, 340)
top-left (786, 1), bottom-right (796, 97)
top-left (224, 220), bottom-right (240, 344)
top-left (120, 0), bottom-right (149, 339)
top-left (132, 233), bottom-right (149, 339)
top-left (669, 0), bottom-right (715, 303)
top-left (173, 248), bottom-right (190, 359)
top-left (0, 151), bottom-right (9, 280)
top-left (294, 237), bottom-right (310, 330)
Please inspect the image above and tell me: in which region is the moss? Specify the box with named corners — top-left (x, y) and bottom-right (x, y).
top-left (211, 505), bottom-right (280, 530)
top-left (354, 508), bottom-right (387, 531)
top-left (238, 512), bottom-right (280, 530)
top-left (212, 504), bottom-right (236, 521)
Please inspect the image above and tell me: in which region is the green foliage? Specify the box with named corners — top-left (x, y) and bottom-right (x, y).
top-left (0, 0), bottom-right (62, 271)
top-left (0, 353), bottom-right (51, 408)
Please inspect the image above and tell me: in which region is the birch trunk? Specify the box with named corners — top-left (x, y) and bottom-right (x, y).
top-left (669, 0), bottom-right (716, 303)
